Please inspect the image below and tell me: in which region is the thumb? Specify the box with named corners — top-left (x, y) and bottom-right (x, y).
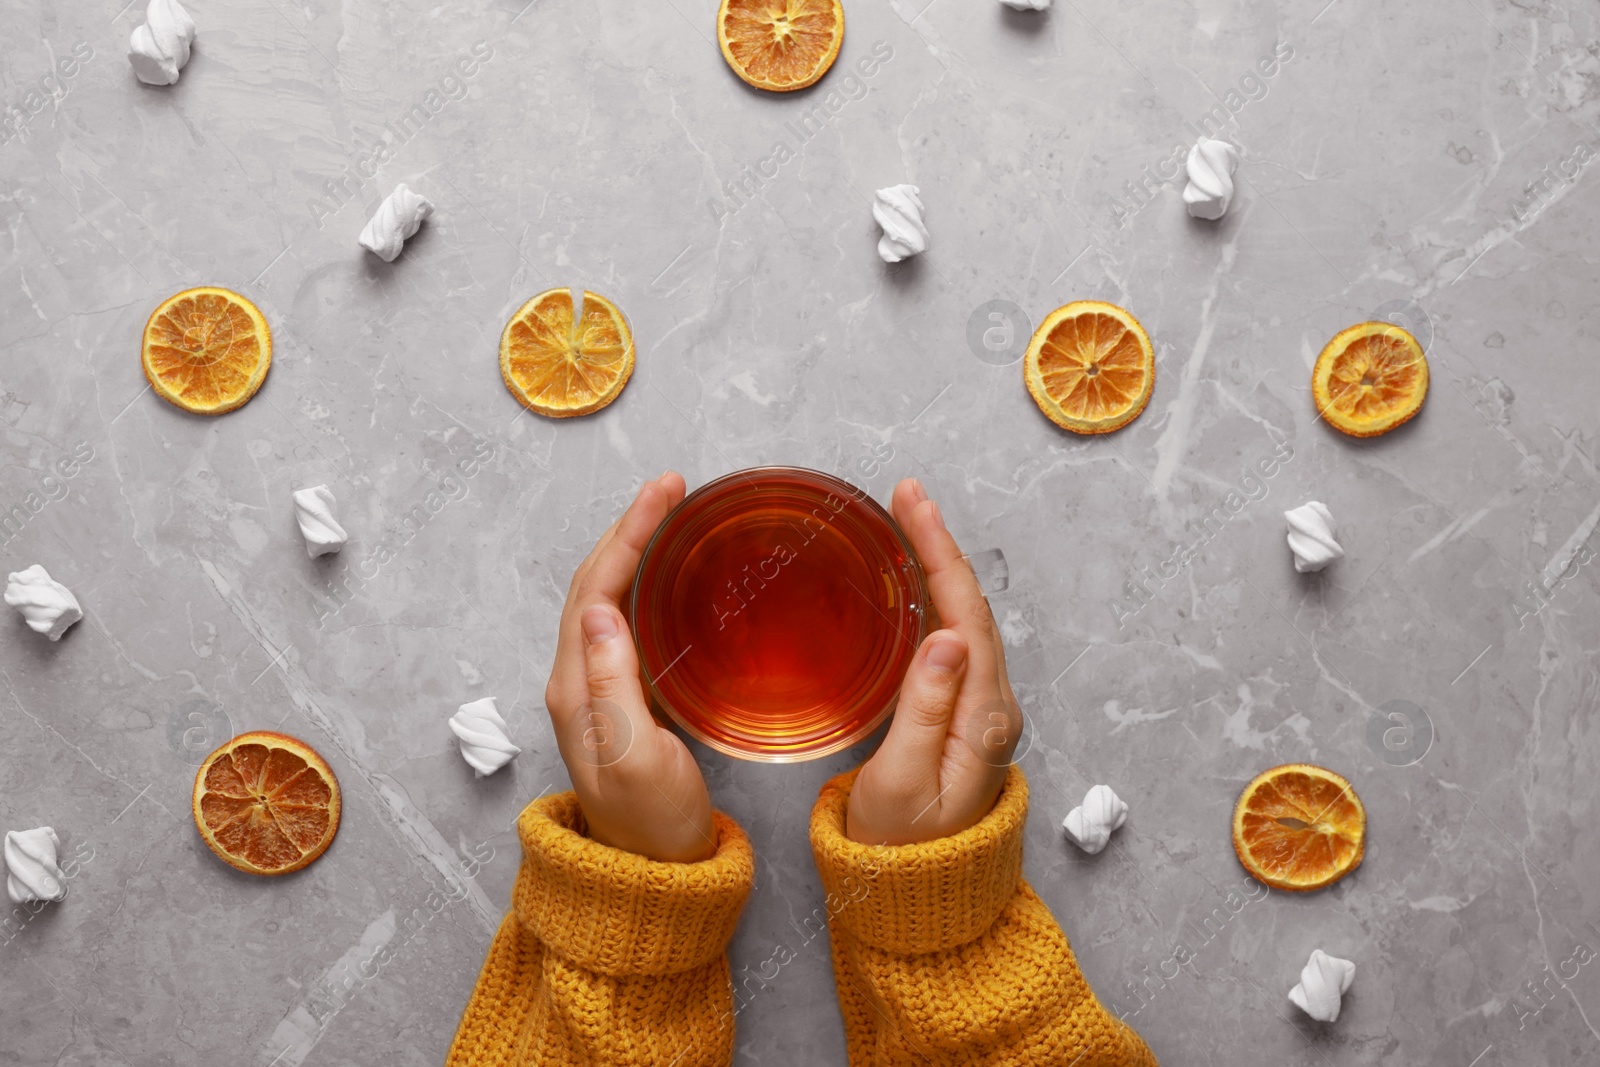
top-left (574, 604), bottom-right (652, 767)
top-left (878, 630), bottom-right (968, 770)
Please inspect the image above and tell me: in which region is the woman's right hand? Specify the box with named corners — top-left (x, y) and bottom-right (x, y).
top-left (846, 477), bottom-right (1022, 846)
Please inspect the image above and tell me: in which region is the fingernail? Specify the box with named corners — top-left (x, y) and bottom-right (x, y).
top-left (582, 606), bottom-right (619, 645)
top-left (910, 478), bottom-right (928, 503)
top-left (929, 501), bottom-right (945, 530)
top-left (926, 636), bottom-right (966, 673)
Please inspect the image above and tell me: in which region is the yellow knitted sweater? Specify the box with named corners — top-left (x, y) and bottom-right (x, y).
top-left (446, 766), bottom-right (1157, 1065)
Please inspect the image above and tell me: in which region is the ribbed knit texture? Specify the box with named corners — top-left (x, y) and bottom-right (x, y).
top-left (809, 766), bottom-right (1159, 1066)
top-left (447, 769), bottom-right (1158, 1066)
top-left (444, 791), bottom-right (755, 1066)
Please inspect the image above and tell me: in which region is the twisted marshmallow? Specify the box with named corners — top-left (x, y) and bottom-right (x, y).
top-left (873, 184), bottom-right (928, 263)
top-left (292, 485), bottom-right (348, 558)
top-left (1285, 501), bottom-right (1344, 573)
top-left (5, 827), bottom-right (67, 904)
top-left (128, 0), bottom-right (196, 86)
top-left (1062, 784), bottom-right (1128, 854)
top-left (450, 697), bottom-right (521, 777)
top-left (4, 565), bottom-right (82, 641)
top-left (359, 183), bottom-right (434, 262)
top-left (1182, 138), bottom-right (1239, 221)
top-left (1288, 949), bottom-right (1355, 1022)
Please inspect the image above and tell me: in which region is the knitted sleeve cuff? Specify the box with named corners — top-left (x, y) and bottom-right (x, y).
top-left (512, 790), bottom-right (754, 978)
top-left (808, 765), bottom-right (1028, 955)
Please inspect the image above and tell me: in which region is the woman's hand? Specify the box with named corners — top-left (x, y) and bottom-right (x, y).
top-left (846, 477), bottom-right (1022, 846)
top-left (542, 471), bottom-right (717, 863)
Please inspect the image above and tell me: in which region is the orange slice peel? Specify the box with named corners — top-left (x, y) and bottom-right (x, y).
top-left (192, 731), bottom-right (341, 876)
top-left (1024, 300), bottom-right (1156, 435)
top-left (1232, 763), bottom-right (1365, 892)
top-left (142, 286), bottom-right (272, 415)
top-left (718, 0), bottom-right (844, 92)
top-left (499, 288), bottom-right (635, 418)
top-left (1312, 321), bottom-right (1428, 437)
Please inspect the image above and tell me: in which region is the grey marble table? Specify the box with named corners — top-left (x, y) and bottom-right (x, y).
top-left (3, 1), bottom-right (1598, 1064)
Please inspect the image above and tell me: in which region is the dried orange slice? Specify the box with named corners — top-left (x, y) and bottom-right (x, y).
top-left (718, 0), bottom-right (844, 92)
top-left (192, 731), bottom-right (341, 876)
top-left (142, 286), bottom-right (272, 415)
top-left (500, 288), bottom-right (634, 418)
top-left (1024, 300), bottom-right (1155, 434)
top-left (1312, 322), bottom-right (1428, 437)
top-left (1232, 763), bottom-right (1365, 892)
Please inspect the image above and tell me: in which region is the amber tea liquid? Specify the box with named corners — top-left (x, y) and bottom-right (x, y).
top-left (630, 468), bottom-right (927, 761)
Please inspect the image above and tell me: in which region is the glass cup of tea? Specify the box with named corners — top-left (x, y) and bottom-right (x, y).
top-left (629, 467), bottom-right (930, 762)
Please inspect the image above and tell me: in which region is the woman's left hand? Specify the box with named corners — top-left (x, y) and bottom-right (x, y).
top-left (542, 472), bottom-right (718, 863)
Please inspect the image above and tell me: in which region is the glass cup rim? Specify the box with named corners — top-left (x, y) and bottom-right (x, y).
top-left (628, 465), bottom-right (929, 762)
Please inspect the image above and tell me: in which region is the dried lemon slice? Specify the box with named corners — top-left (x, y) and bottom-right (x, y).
top-left (1312, 322), bottom-right (1428, 437)
top-left (142, 287), bottom-right (271, 415)
top-left (1232, 763), bottom-right (1366, 892)
top-left (499, 288), bottom-right (634, 418)
top-left (193, 731), bottom-right (341, 876)
top-left (1024, 301), bottom-right (1155, 435)
top-left (718, 0), bottom-right (844, 92)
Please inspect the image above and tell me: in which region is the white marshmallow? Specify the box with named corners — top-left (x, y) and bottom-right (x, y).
top-left (292, 485), bottom-right (348, 558)
top-left (1285, 501), bottom-right (1344, 573)
top-left (128, 0), bottom-right (196, 86)
top-left (4, 565), bottom-right (82, 640)
top-left (1183, 138), bottom-right (1239, 221)
top-left (873, 184), bottom-right (928, 263)
top-left (449, 697), bottom-right (521, 777)
top-left (5, 827), bottom-right (67, 904)
top-left (1289, 949), bottom-right (1355, 1022)
top-left (359, 184), bottom-right (434, 262)
top-left (1062, 784), bottom-right (1128, 854)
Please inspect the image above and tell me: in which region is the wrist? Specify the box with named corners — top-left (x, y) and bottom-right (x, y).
top-left (592, 825), bottom-right (717, 864)
top-left (844, 775), bottom-right (1005, 846)
top-left (581, 801), bottom-right (717, 864)
top-left (812, 765), bottom-right (1030, 955)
